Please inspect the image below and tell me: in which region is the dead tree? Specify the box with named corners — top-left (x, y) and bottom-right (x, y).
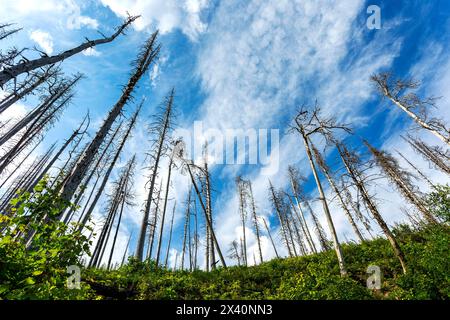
top-left (147, 182), bottom-right (162, 260)
top-left (107, 155), bottom-right (136, 270)
top-left (287, 166), bottom-right (317, 253)
top-left (404, 136), bottom-right (450, 175)
top-left (341, 180), bottom-right (374, 238)
top-left (136, 89), bottom-right (174, 261)
top-left (90, 155), bottom-right (136, 268)
top-left (64, 121), bottom-right (120, 224)
top-left (194, 143), bottom-right (216, 270)
top-left (246, 179), bottom-right (263, 263)
top-left (262, 217), bottom-right (279, 259)
top-left (365, 141), bottom-right (438, 224)
top-left (164, 202), bottom-right (176, 268)
top-left (0, 138), bottom-right (41, 190)
top-left (371, 73), bottom-right (450, 146)
top-left (292, 105), bottom-right (348, 276)
top-left (121, 232), bottom-right (133, 267)
top-left (396, 150), bottom-right (435, 188)
top-left (0, 74), bottom-right (81, 147)
top-left (155, 144), bottom-right (177, 267)
top-left (77, 104), bottom-right (141, 231)
top-left (228, 240), bottom-right (241, 266)
top-left (0, 66), bottom-right (59, 114)
top-left (184, 158), bottom-right (226, 268)
top-left (279, 192), bottom-right (298, 257)
top-left (0, 144), bottom-right (55, 214)
top-left (60, 32), bottom-right (159, 207)
top-left (0, 77), bottom-right (80, 175)
top-left (0, 16), bottom-right (139, 87)
top-left (181, 189), bottom-right (191, 270)
top-left (192, 193), bottom-right (199, 270)
top-left (236, 176), bottom-right (248, 266)
top-left (336, 142), bottom-right (407, 274)
top-left (0, 23), bottom-right (22, 41)
top-left (304, 198), bottom-right (331, 252)
top-left (311, 143), bottom-right (365, 242)
top-left (268, 180), bottom-right (293, 257)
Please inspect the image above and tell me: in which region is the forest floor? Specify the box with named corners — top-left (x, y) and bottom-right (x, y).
top-left (83, 223), bottom-right (449, 300)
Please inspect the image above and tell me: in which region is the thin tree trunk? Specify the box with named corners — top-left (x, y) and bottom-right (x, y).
top-left (155, 155), bottom-right (174, 267)
top-left (247, 181), bottom-right (263, 263)
top-left (268, 180), bottom-right (293, 257)
top-left (164, 202), bottom-right (176, 268)
top-left (262, 217), bottom-right (279, 258)
top-left (300, 132), bottom-right (347, 276)
top-left (136, 89), bottom-right (173, 261)
top-left (186, 162), bottom-right (227, 268)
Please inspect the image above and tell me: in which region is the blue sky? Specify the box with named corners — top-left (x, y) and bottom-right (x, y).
top-left (1, 0), bottom-right (449, 268)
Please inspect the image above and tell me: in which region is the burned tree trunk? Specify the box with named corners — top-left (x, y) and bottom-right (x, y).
top-left (61, 32), bottom-right (159, 206)
top-left (77, 105), bottom-right (141, 231)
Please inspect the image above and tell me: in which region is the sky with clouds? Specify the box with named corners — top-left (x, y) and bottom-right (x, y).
top-left (0, 0), bottom-right (449, 269)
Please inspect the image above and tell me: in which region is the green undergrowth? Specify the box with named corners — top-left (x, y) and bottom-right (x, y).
top-left (84, 223), bottom-right (449, 300)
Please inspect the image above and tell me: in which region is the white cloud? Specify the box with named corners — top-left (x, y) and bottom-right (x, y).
top-left (0, 0), bottom-right (99, 30)
top-left (99, 0), bottom-right (209, 40)
top-left (29, 30), bottom-right (54, 55)
top-left (82, 47), bottom-right (101, 57)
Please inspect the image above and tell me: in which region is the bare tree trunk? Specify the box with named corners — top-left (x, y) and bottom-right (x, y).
top-left (288, 166), bottom-right (317, 253)
top-left (77, 105), bottom-right (141, 231)
top-left (337, 143), bottom-right (407, 274)
top-left (147, 184), bottom-right (162, 261)
top-left (107, 155), bottom-right (136, 270)
top-left (0, 139), bottom-right (41, 190)
top-left (396, 151), bottom-right (435, 188)
top-left (0, 74), bottom-right (81, 147)
top-left (204, 160), bottom-right (216, 270)
top-left (0, 67), bottom-right (56, 114)
top-left (299, 131), bottom-right (346, 276)
top-left (155, 154), bottom-right (175, 267)
top-left (366, 141), bottom-right (438, 224)
top-left (311, 143), bottom-right (365, 242)
top-left (404, 136), bottom-right (450, 175)
top-left (236, 176), bottom-right (248, 266)
top-left (372, 74), bottom-right (450, 146)
top-left (268, 180), bottom-right (293, 257)
top-left (0, 16), bottom-right (139, 87)
top-left (164, 202), bottom-right (176, 268)
top-left (181, 189), bottom-right (191, 270)
top-left (262, 217), bottom-right (279, 258)
top-left (136, 89), bottom-right (173, 261)
top-left (185, 162), bottom-right (227, 268)
top-left (121, 232), bottom-right (133, 267)
top-left (61, 32), bottom-right (159, 206)
top-left (247, 180), bottom-right (263, 263)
